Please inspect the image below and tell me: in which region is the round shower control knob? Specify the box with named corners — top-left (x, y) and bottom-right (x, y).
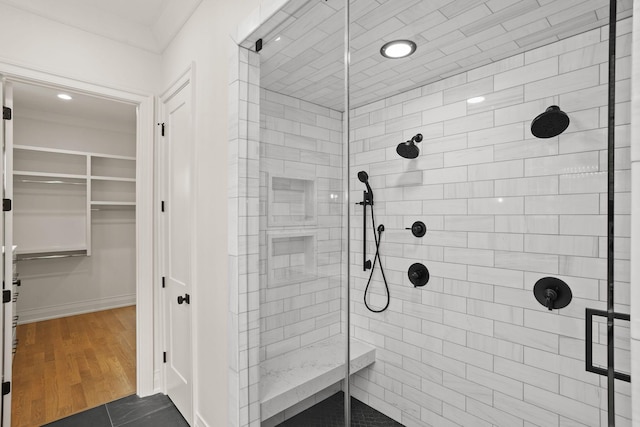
top-left (533, 277), bottom-right (571, 310)
top-left (408, 263), bottom-right (429, 287)
top-left (406, 221), bottom-right (426, 237)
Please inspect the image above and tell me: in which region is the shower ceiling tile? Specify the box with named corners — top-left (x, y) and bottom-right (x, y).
top-left (246, 0), bottom-right (633, 111)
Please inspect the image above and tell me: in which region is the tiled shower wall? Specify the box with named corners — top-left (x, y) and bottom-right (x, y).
top-left (348, 21), bottom-right (632, 427)
top-left (258, 89), bottom-right (344, 362)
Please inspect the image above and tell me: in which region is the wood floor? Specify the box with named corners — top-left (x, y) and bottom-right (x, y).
top-left (11, 306), bottom-right (136, 427)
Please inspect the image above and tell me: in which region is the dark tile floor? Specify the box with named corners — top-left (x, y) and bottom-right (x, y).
top-left (277, 392), bottom-right (404, 427)
top-left (43, 393), bottom-right (189, 427)
top-left (44, 391), bottom-right (401, 427)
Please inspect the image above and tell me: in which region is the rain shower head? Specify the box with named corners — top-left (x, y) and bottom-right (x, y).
top-left (396, 133), bottom-right (423, 159)
top-left (531, 106), bottom-right (570, 138)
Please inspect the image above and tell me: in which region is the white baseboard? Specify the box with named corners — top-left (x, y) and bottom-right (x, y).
top-left (195, 412), bottom-right (211, 427)
top-left (17, 294), bottom-right (136, 324)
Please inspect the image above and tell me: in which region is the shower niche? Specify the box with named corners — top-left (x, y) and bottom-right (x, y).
top-left (266, 231), bottom-right (317, 287)
top-left (267, 174), bottom-right (317, 227)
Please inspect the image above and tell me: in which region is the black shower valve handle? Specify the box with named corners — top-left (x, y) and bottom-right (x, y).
top-left (408, 263), bottom-right (429, 287)
top-left (405, 221), bottom-right (426, 237)
top-left (544, 288), bottom-right (558, 311)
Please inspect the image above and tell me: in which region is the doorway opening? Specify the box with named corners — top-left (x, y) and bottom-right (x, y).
top-left (8, 81), bottom-right (138, 426)
top-left (1, 65), bottom-right (155, 427)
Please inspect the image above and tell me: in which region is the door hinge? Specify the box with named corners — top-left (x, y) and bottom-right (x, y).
top-left (163, 352), bottom-right (167, 363)
top-left (3, 198), bottom-right (11, 212)
top-left (161, 201), bottom-right (165, 212)
top-left (2, 106), bottom-right (11, 120)
top-left (158, 122), bottom-right (165, 136)
top-left (1, 382), bottom-right (9, 396)
top-left (2, 290), bottom-right (10, 304)
top-left (255, 38), bottom-right (263, 52)
top-left (162, 277), bottom-right (165, 288)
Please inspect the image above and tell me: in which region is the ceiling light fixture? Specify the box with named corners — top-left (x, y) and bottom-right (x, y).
top-left (380, 40), bottom-right (416, 59)
top-left (57, 94), bottom-right (72, 100)
top-left (467, 96), bottom-right (485, 104)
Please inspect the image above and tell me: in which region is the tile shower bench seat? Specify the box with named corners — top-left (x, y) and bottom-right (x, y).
top-left (260, 334), bottom-right (376, 420)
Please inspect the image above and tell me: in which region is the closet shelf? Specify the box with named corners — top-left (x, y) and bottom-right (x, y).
top-left (91, 176), bottom-right (136, 182)
top-left (14, 144), bottom-right (136, 257)
top-left (91, 201), bottom-right (136, 208)
top-left (14, 171), bottom-right (87, 180)
top-left (14, 144), bottom-right (136, 161)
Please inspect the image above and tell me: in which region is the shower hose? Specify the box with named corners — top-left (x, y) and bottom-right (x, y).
top-left (363, 206), bottom-right (390, 313)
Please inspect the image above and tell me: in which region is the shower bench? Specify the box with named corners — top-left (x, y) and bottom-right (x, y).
top-left (260, 334), bottom-right (375, 420)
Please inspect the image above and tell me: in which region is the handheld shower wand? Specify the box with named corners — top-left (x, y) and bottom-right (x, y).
top-left (356, 171), bottom-right (390, 313)
top-left (357, 171), bottom-right (373, 203)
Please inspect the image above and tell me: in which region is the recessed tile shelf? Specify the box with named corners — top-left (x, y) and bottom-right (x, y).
top-left (260, 334), bottom-right (376, 421)
top-left (268, 174), bottom-right (317, 227)
top-left (267, 231), bottom-right (317, 287)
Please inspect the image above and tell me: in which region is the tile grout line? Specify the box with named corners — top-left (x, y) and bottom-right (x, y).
top-left (105, 403), bottom-right (115, 427)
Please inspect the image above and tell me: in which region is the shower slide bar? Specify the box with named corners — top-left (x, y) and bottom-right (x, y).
top-left (356, 194), bottom-right (371, 271)
top-left (585, 308), bottom-right (630, 383)
top-left (356, 171), bottom-right (373, 271)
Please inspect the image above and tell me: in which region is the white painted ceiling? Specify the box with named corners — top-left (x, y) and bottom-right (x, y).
top-left (0, 0), bottom-right (203, 53)
top-left (246, 0), bottom-right (633, 110)
top-left (12, 82), bottom-right (136, 131)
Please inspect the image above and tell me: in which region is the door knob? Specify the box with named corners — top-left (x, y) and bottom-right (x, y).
top-left (177, 294), bottom-right (190, 305)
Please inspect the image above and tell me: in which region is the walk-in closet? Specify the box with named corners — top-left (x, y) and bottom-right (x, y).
top-left (9, 81), bottom-right (137, 426)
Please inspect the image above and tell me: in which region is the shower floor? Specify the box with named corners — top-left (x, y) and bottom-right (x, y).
top-left (276, 391), bottom-right (404, 427)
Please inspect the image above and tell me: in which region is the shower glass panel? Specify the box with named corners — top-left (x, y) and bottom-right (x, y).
top-left (240, 0), bottom-right (634, 425)
top-left (347, 1), bottom-right (633, 426)
top-left (248, 1), bottom-right (348, 425)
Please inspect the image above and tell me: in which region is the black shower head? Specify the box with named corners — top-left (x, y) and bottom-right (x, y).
top-left (531, 106), bottom-right (570, 138)
top-left (396, 133), bottom-right (423, 159)
top-left (396, 143), bottom-right (419, 159)
top-left (357, 171), bottom-right (369, 183)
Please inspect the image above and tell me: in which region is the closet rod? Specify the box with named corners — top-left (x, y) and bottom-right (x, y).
top-left (17, 251), bottom-right (87, 261)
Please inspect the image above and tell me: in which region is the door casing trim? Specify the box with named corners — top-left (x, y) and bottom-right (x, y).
top-left (0, 58), bottom-right (156, 397)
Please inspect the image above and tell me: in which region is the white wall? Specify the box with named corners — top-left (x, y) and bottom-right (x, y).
top-left (14, 113), bottom-right (137, 323)
top-left (0, 3), bottom-right (161, 94)
top-left (160, 1), bottom-right (260, 425)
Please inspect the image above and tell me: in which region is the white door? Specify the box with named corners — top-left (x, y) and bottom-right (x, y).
top-left (161, 79), bottom-right (193, 424)
top-left (0, 79), bottom-right (13, 427)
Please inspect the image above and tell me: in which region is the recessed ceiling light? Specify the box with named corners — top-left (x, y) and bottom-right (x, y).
top-left (275, 36), bottom-right (281, 42)
top-left (467, 96), bottom-right (485, 104)
top-left (57, 94), bottom-right (72, 100)
top-left (380, 40), bottom-right (416, 59)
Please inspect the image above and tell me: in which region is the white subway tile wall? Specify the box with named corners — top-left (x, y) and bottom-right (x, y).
top-left (229, 45), bottom-right (262, 427)
top-left (259, 89), bottom-right (344, 362)
top-left (348, 23), bottom-right (631, 427)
